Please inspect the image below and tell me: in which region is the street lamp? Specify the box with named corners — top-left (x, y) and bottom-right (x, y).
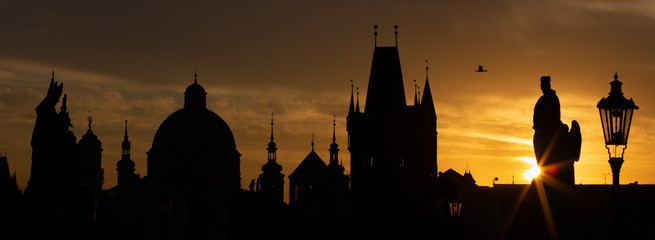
top-left (449, 201), bottom-right (462, 220)
top-left (597, 72), bottom-right (638, 186)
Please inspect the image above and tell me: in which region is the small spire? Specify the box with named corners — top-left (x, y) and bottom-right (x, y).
top-left (614, 72), bottom-right (619, 81)
top-left (270, 112), bottom-right (274, 141)
top-left (124, 119), bottom-right (128, 141)
top-left (51, 70), bottom-right (55, 81)
top-left (394, 25), bottom-right (398, 46)
top-left (332, 114), bottom-right (336, 143)
top-left (356, 87), bottom-right (360, 113)
top-left (373, 25), bottom-right (378, 47)
top-left (194, 70), bottom-right (198, 84)
top-left (311, 133), bottom-right (315, 151)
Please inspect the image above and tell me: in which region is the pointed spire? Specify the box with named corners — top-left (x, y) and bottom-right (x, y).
top-left (122, 119), bottom-right (131, 156)
top-left (51, 70), bottom-right (55, 81)
top-left (394, 25), bottom-right (398, 46)
top-left (266, 112), bottom-right (278, 162)
top-left (330, 115), bottom-right (339, 163)
top-left (332, 114), bottom-right (336, 143)
top-left (356, 87), bottom-right (360, 113)
top-left (194, 69), bottom-right (198, 84)
top-left (421, 76), bottom-right (436, 117)
top-left (349, 80), bottom-right (355, 114)
top-left (124, 120), bottom-right (129, 142)
top-left (270, 112), bottom-right (274, 141)
top-left (373, 25), bottom-right (378, 47)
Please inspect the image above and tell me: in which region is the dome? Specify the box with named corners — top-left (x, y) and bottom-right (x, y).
top-left (151, 108), bottom-right (236, 152)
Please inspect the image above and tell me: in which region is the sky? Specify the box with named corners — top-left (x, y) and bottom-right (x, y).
top-left (2, 0), bottom-right (655, 198)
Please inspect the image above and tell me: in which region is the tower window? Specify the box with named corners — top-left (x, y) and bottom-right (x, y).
top-left (368, 157), bottom-right (374, 167)
top-left (399, 158), bottom-right (405, 167)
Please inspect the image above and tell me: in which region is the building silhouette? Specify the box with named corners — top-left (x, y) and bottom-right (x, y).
top-left (347, 29), bottom-right (438, 237)
top-left (9, 28), bottom-right (655, 240)
top-left (255, 114), bottom-right (284, 204)
top-left (78, 117), bottom-right (104, 192)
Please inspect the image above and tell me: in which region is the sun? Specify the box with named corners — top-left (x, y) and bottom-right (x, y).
top-left (516, 156), bottom-right (541, 181)
top-left (522, 165), bottom-right (541, 181)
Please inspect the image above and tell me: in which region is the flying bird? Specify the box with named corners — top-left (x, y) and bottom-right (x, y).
top-left (476, 65), bottom-right (488, 72)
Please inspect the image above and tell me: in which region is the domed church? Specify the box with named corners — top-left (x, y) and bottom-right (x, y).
top-left (146, 74), bottom-right (241, 192)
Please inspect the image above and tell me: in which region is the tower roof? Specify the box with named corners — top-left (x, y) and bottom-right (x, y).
top-left (421, 79), bottom-right (436, 117)
top-left (364, 46), bottom-right (406, 114)
top-left (289, 150), bottom-right (326, 179)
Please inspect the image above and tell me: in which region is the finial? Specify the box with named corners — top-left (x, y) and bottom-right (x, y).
top-left (425, 59), bottom-right (429, 79)
top-left (87, 111), bottom-right (93, 130)
top-left (350, 79), bottom-right (354, 93)
top-left (394, 25), bottom-right (398, 46)
top-left (51, 70), bottom-right (55, 80)
top-left (194, 70), bottom-right (198, 84)
top-left (270, 112), bottom-right (274, 141)
top-left (374, 25), bottom-right (378, 47)
top-left (311, 133), bottom-right (315, 151)
top-left (332, 114), bottom-right (336, 143)
top-left (614, 72), bottom-right (619, 81)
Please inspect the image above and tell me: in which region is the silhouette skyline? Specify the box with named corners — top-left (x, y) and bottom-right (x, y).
top-left (2, 1), bottom-right (655, 203)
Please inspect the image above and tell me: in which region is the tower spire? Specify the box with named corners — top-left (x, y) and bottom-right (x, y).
top-left (329, 115), bottom-right (339, 163)
top-left (122, 119), bottom-right (131, 156)
top-left (266, 112), bottom-right (277, 162)
top-left (194, 69), bottom-right (198, 84)
top-left (332, 114), bottom-right (337, 143)
top-left (270, 112), bottom-right (274, 141)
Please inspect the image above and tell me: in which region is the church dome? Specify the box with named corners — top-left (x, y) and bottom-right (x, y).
top-left (151, 108), bottom-right (236, 152)
top-left (147, 76), bottom-right (241, 191)
top-left (152, 76), bottom-right (235, 152)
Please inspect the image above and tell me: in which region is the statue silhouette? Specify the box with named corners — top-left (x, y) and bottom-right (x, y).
top-left (533, 76), bottom-right (581, 186)
top-left (26, 74), bottom-right (89, 237)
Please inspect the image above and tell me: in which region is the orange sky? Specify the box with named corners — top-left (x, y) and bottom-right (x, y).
top-left (2, 1), bottom-right (655, 198)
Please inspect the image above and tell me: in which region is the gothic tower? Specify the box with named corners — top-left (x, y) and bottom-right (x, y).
top-left (256, 114), bottom-right (284, 203)
top-left (347, 26), bottom-right (437, 223)
top-left (78, 116), bottom-right (104, 191)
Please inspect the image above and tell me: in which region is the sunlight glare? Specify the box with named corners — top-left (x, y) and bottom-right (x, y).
top-left (516, 156), bottom-right (541, 181)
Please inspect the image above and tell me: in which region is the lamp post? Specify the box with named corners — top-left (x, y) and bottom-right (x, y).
top-left (597, 72), bottom-right (638, 186)
top-left (597, 72), bottom-right (638, 240)
top-left (449, 201), bottom-right (462, 221)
